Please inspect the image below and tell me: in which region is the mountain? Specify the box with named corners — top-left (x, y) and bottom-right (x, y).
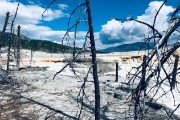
top-left (0, 32), bottom-right (80, 53)
top-left (1, 33), bottom-right (155, 53)
top-left (98, 42), bottom-right (154, 53)
top-left (21, 39), bottom-right (79, 53)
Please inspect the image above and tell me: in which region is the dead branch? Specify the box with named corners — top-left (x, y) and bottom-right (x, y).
top-left (169, 104), bottom-right (180, 119)
top-left (53, 50), bottom-right (84, 79)
top-left (62, 20), bottom-right (87, 45)
top-left (67, 3), bottom-right (86, 28)
top-left (171, 4), bottom-right (180, 19)
top-left (42, 0), bottom-right (57, 18)
top-left (153, 0), bottom-right (167, 28)
top-left (77, 65), bottom-right (93, 119)
top-left (152, 0), bottom-right (167, 43)
top-left (126, 2), bottom-right (180, 119)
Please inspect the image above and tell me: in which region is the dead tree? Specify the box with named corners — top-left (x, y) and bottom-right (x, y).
top-left (30, 40), bottom-right (33, 63)
top-left (0, 12), bottom-right (10, 52)
top-left (7, 2), bottom-right (19, 71)
top-left (85, 0), bottom-right (100, 119)
top-left (115, 62), bottom-right (118, 82)
top-left (116, 1), bottom-right (180, 119)
top-left (43, 0), bottom-right (101, 119)
top-left (133, 55), bottom-right (147, 120)
top-left (16, 25), bottom-right (21, 69)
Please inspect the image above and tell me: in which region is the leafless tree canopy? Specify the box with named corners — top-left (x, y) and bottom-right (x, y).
top-left (115, 1), bottom-right (180, 119)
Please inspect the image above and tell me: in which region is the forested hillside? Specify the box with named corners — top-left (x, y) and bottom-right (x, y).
top-left (0, 32), bottom-right (79, 53)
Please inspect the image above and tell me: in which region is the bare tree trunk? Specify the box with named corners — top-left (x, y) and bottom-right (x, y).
top-left (141, 55), bottom-right (147, 90)
top-left (31, 48), bottom-right (33, 63)
top-left (7, 38), bottom-right (12, 71)
top-left (0, 12), bottom-right (10, 51)
top-left (73, 40), bottom-right (76, 58)
top-left (7, 2), bottom-right (19, 71)
top-left (30, 40), bottom-right (33, 63)
top-left (13, 29), bottom-right (17, 59)
top-left (16, 25), bottom-right (21, 69)
top-left (140, 55), bottom-right (147, 119)
top-left (115, 62), bottom-right (118, 82)
top-left (85, 0), bottom-right (100, 119)
top-left (171, 55), bottom-right (179, 89)
top-left (7, 33), bottom-right (13, 71)
top-left (134, 55), bottom-right (147, 120)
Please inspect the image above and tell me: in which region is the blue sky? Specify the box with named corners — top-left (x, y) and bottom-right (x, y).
top-left (20, 0), bottom-right (179, 31)
top-left (0, 0), bottom-right (179, 49)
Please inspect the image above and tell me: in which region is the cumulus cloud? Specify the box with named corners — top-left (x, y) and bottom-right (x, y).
top-left (99, 19), bottom-right (145, 44)
top-left (20, 24), bottom-right (87, 41)
top-left (137, 1), bottom-right (174, 30)
top-left (20, 24), bottom-right (101, 49)
top-left (100, 1), bottom-right (175, 45)
top-left (0, 0), bottom-right (68, 25)
top-left (0, 0), bottom-right (71, 42)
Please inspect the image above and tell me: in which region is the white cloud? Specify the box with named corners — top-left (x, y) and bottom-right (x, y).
top-left (100, 1), bottom-right (175, 45)
top-left (20, 24), bottom-right (95, 46)
top-left (137, 1), bottom-right (174, 31)
top-left (0, 0), bottom-right (68, 25)
top-left (59, 4), bottom-right (68, 10)
top-left (99, 19), bottom-right (145, 44)
top-left (0, 0), bottom-right (72, 43)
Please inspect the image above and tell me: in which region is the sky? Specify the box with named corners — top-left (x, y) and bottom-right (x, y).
top-left (0, 0), bottom-right (179, 49)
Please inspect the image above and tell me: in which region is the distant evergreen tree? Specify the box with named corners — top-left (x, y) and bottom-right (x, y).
top-left (0, 32), bottom-right (80, 53)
